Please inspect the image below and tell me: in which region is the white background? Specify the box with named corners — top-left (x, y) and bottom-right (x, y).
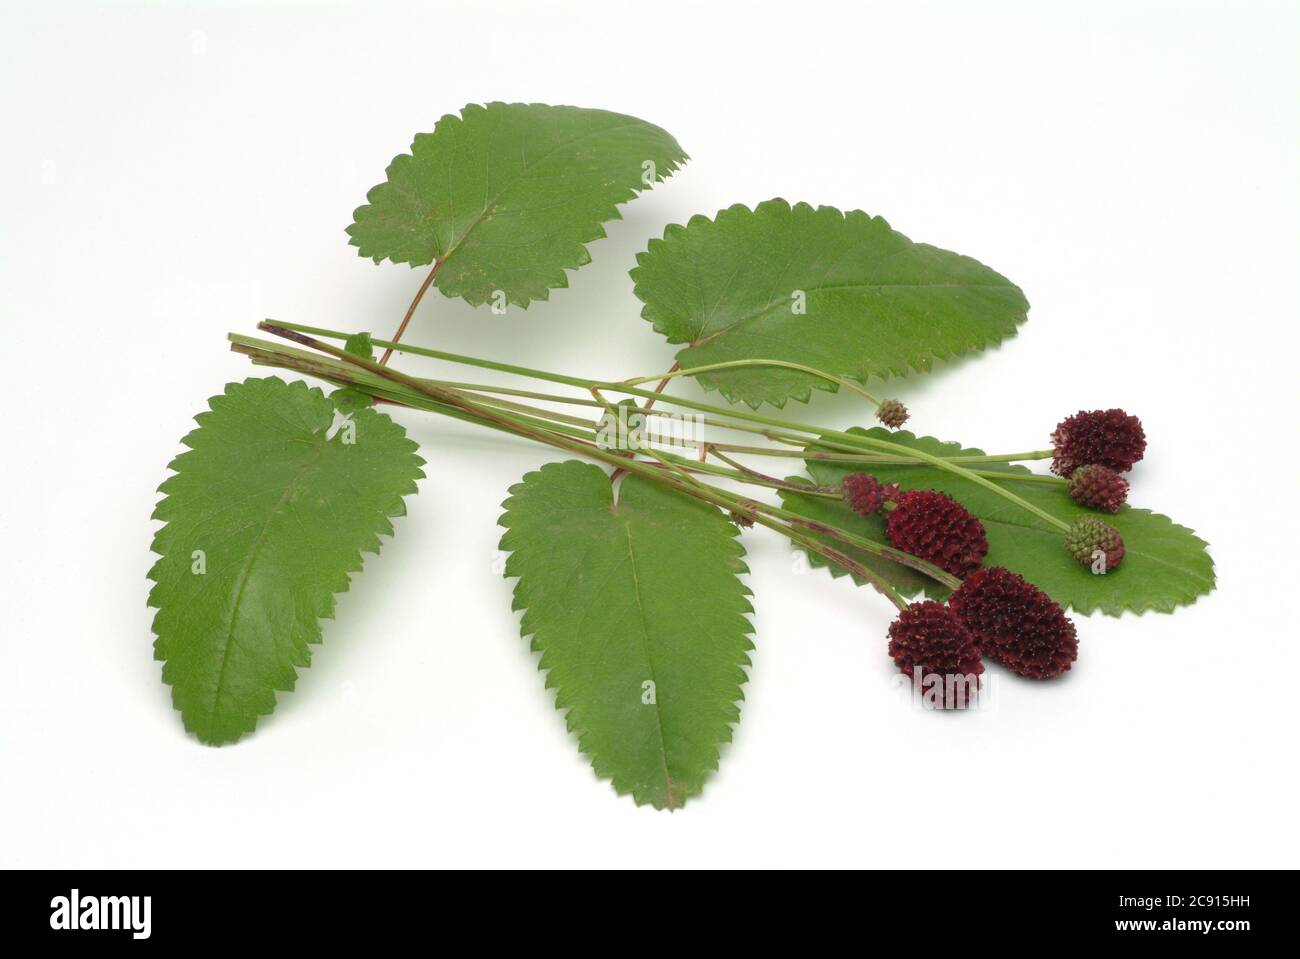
top-left (3, 0), bottom-right (1297, 869)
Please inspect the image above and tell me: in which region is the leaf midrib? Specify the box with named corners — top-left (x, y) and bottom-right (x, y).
top-left (440, 118), bottom-right (655, 265)
top-left (620, 520), bottom-right (680, 810)
top-left (689, 282), bottom-right (1020, 352)
top-left (207, 435), bottom-right (327, 739)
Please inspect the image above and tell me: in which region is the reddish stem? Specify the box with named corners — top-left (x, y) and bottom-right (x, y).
top-left (379, 259), bottom-right (442, 366)
top-left (609, 361), bottom-right (679, 482)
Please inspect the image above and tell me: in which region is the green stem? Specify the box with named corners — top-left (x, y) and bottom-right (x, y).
top-left (623, 359), bottom-right (883, 407)
top-left (704, 442), bottom-right (1065, 483)
top-left (653, 449), bottom-right (814, 492)
top-left (235, 342), bottom-right (602, 445)
top-left (424, 381), bottom-right (607, 408)
top-left (380, 259), bottom-right (441, 365)
top-left (260, 321), bottom-right (1069, 531)
top-left (965, 470), bottom-right (1065, 486)
top-left (267, 320), bottom-right (1055, 463)
top-left (635, 447), bottom-right (912, 611)
top-left (708, 449), bottom-right (841, 497)
top-left (792, 433), bottom-right (1055, 465)
top-left (238, 340), bottom-right (752, 493)
top-left (253, 325), bottom-right (933, 609)
top-left (836, 433), bottom-right (1071, 532)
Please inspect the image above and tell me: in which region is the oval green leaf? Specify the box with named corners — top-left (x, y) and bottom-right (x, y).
top-left (631, 199), bottom-right (1028, 407)
top-left (348, 102), bottom-right (687, 308)
top-left (499, 461), bottom-right (753, 809)
top-left (148, 377), bottom-right (424, 744)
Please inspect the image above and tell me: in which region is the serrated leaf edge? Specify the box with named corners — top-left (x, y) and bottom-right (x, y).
top-left (146, 376), bottom-right (425, 745)
top-left (496, 460), bottom-right (753, 810)
top-left (348, 101), bottom-right (688, 310)
top-left (630, 198), bottom-right (1027, 409)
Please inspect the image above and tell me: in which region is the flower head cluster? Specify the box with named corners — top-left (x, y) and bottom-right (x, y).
top-left (1051, 408), bottom-right (1146, 476)
top-left (885, 489), bottom-right (988, 577)
top-left (887, 601), bottom-right (983, 709)
top-left (841, 473), bottom-right (899, 518)
top-left (1068, 464), bottom-right (1129, 513)
top-left (876, 398), bottom-right (909, 429)
top-left (949, 567), bottom-right (1078, 678)
top-left (886, 568), bottom-right (1078, 706)
top-left (1064, 517), bottom-right (1125, 571)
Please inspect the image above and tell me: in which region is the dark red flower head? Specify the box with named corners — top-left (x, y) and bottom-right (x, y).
top-left (1051, 408), bottom-right (1146, 476)
top-left (887, 601), bottom-right (984, 709)
top-left (876, 398), bottom-right (909, 429)
top-left (886, 489), bottom-right (988, 577)
top-left (1068, 464), bottom-right (1130, 513)
top-left (1064, 517), bottom-right (1125, 572)
top-left (842, 472), bottom-right (899, 517)
top-left (949, 567), bottom-right (1078, 679)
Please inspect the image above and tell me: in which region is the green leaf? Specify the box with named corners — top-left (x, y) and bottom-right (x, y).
top-left (332, 332), bottom-right (379, 412)
top-left (783, 428), bottom-right (1214, 616)
top-left (498, 461), bottom-right (753, 809)
top-left (147, 377), bottom-right (425, 744)
top-left (347, 102), bottom-right (687, 307)
top-left (343, 331), bottom-right (375, 360)
top-left (630, 199), bottom-right (1028, 408)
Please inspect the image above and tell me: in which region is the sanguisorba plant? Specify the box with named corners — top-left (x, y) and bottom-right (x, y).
top-left (148, 102), bottom-right (1215, 809)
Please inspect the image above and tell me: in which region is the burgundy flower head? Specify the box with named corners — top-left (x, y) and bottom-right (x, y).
top-left (1064, 517), bottom-right (1125, 572)
top-left (876, 398), bottom-right (909, 429)
top-left (1051, 408), bottom-right (1146, 476)
top-left (949, 567), bottom-right (1078, 679)
top-left (1068, 464), bottom-right (1129, 513)
top-left (841, 472), bottom-right (899, 518)
top-left (886, 489), bottom-right (988, 577)
top-left (887, 601), bottom-right (984, 709)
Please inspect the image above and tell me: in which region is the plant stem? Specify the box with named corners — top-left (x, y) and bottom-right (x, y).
top-left (639, 361), bottom-right (678, 413)
top-left (261, 320), bottom-right (1070, 531)
top-left (792, 433), bottom-right (1054, 465)
top-left (611, 361), bottom-right (677, 481)
top-left (652, 449), bottom-right (814, 491)
top-left (708, 449), bottom-right (841, 497)
top-left (252, 324), bottom-right (935, 609)
top-left (724, 495), bottom-right (963, 590)
top-left (833, 433), bottom-right (1072, 532)
top-left (711, 443), bottom-right (1065, 484)
top-left (635, 446), bottom-right (913, 610)
top-left (269, 320), bottom-right (1054, 461)
top-left (379, 260), bottom-right (442, 365)
top-left (238, 339), bottom-right (749, 482)
top-left (421, 381), bottom-right (607, 408)
top-left (623, 358), bottom-right (883, 407)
